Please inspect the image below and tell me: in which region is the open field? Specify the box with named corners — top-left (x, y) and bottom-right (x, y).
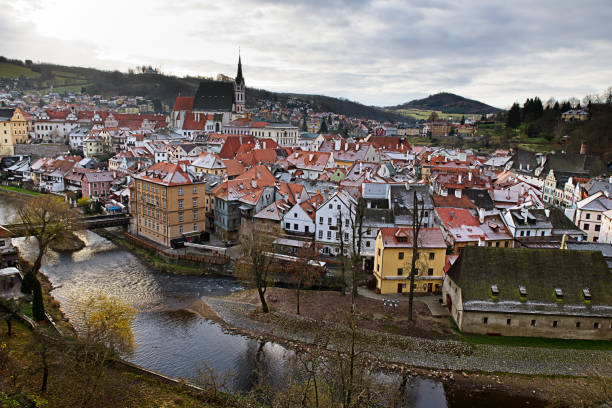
top-left (391, 108), bottom-right (479, 121)
top-left (0, 62), bottom-right (41, 79)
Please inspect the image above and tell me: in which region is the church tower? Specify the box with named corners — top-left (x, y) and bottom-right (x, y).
top-left (234, 54), bottom-right (246, 115)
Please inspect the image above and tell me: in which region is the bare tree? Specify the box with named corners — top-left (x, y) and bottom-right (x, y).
top-left (17, 195), bottom-right (80, 294)
top-left (408, 189), bottom-right (426, 321)
top-left (291, 239), bottom-right (321, 315)
top-left (336, 211), bottom-right (348, 295)
top-left (236, 221), bottom-right (275, 313)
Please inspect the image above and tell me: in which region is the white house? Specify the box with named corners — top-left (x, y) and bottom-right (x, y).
top-left (282, 199), bottom-right (318, 236)
top-left (315, 190), bottom-right (357, 255)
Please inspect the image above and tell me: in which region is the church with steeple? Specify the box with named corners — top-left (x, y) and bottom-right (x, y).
top-left (171, 55), bottom-right (247, 134)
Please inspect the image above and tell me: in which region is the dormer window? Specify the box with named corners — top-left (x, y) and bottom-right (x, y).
top-left (519, 285), bottom-right (527, 298)
top-left (555, 288), bottom-right (563, 300)
top-left (582, 288), bottom-right (591, 301)
top-left (491, 284), bottom-right (499, 297)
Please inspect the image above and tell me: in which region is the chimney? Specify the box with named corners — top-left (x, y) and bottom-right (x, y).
top-left (458, 174), bottom-right (462, 184)
top-left (344, 142), bottom-right (348, 151)
top-left (468, 172), bottom-right (472, 182)
top-left (334, 139), bottom-right (341, 151)
top-left (478, 208), bottom-right (485, 223)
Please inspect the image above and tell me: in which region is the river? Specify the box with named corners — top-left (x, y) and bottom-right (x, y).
top-left (0, 193), bottom-right (542, 407)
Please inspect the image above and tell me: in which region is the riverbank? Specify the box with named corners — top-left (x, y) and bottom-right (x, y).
top-left (95, 228), bottom-right (230, 277)
top-left (196, 289), bottom-right (612, 407)
top-left (0, 185), bottom-right (43, 197)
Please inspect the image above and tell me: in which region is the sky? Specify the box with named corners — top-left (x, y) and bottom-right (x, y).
top-left (1, 0), bottom-right (612, 109)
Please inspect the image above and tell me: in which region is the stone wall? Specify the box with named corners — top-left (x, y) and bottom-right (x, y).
top-left (14, 143), bottom-right (71, 159)
top-left (461, 311), bottom-right (612, 340)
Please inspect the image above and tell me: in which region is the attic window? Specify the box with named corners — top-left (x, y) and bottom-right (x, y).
top-left (490, 284), bottom-right (499, 297)
top-left (519, 285), bottom-right (527, 298)
top-left (555, 288), bottom-right (563, 300)
top-left (582, 288), bottom-right (591, 301)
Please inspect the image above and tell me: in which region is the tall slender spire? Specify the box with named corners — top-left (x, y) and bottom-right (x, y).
top-left (236, 51), bottom-right (244, 84)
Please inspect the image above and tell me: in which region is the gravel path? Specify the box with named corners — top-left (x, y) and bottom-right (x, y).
top-left (203, 296), bottom-right (612, 377)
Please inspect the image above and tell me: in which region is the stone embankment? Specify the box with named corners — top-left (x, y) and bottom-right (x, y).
top-left (201, 296), bottom-right (612, 377)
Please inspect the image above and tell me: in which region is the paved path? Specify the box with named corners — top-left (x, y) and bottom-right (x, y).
top-left (357, 288), bottom-right (449, 317)
top-left (201, 295), bottom-right (612, 377)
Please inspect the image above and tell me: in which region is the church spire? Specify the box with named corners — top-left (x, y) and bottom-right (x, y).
top-left (236, 52), bottom-right (244, 84)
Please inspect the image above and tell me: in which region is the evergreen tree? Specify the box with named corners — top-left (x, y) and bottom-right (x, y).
top-left (506, 103), bottom-right (521, 128)
top-left (460, 115), bottom-right (465, 125)
top-left (21, 271), bottom-right (35, 295)
top-left (318, 119), bottom-right (328, 134)
top-left (32, 278), bottom-right (45, 321)
top-left (301, 110), bottom-right (308, 131)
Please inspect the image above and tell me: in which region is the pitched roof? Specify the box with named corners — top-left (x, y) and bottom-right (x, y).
top-left (193, 80), bottom-right (235, 112)
top-left (379, 227), bottom-right (446, 248)
top-left (135, 162), bottom-right (193, 186)
top-left (173, 96), bottom-right (194, 111)
top-left (432, 194), bottom-right (477, 210)
top-left (447, 247), bottom-right (612, 316)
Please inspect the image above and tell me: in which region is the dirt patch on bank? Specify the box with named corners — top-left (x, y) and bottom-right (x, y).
top-left (227, 287), bottom-right (457, 340)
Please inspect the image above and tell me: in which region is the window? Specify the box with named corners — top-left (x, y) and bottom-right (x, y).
top-left (178, 199), bottom-right (183, 209)
top-left (427, 268), bottom-right (433, 276)
top-left (377, 248), bottom-right (381, 256)
top-left (294, 213), bottom-right (297, 217)
top-left (327, 231), bottom-right (331, 239)
top-left (179, 225), bottom-right (184, 234)
top-left (193, 199), bottom-right (197, 207)
top-left (398, 252), bottom-right (404, 260)
top-left (337, 205), bottom-right (341, 210)
top-left (553, 321), bottom-right (558, 328)
top-left (531, 320), bottom-right (536, 327)
top-left (585, 213), bottom-right (590, 219)
top-left (178, 187), bottom-right (183, 196)
top-left (520, 231), bottom-right (524, 237)
top-left (344, 232), bottom-right (349, 241)
top-left (193, 210), bottom-right (198, 220)
top-left (595, 225), bottom-right (601, 232)
top-left (285, 222), bottom-right (290, 229)
top-left (506, 319), bottom-right (511, 325)
top-left (294, 224), bottom-right (298, 230)
top-left (576, 322), bottom-right (581, 328)
top-left (193, 223), bottom-right (198, 232)
top-left (397, 268), bottom-right (403, 276)
top-left (193, 187), bottom-right (197, 194)
top-left (319, 217), bottom-right (323, 224)
top-left (179, 212), bottom-right (183, 222)
top-left (318, 230), bottom-right (323, 239)
top-left (483, 317), bottom-right (488, 324)
top-left (583, 223), bottom-right (590, 230)
top-left (594, 322), bottom-right (600, 329)
top-left (597, 214), bottom-right (601, 221)
top-left (328, 204), bottom-right (332, 209)
top-left (429, 252), bottom-right (435, 260)
top-left (366, 241), bottom-right (370, 247)
top-left (328, 217), bottom-right (332, 225)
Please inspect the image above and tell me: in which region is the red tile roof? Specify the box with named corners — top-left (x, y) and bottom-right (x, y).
top-left (173, 96), bottom-right (194, 111)
top-left (379, 227), bottom-right (446, 248)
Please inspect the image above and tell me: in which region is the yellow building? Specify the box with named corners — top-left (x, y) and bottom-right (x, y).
top-left (191, 153), bottom-right (226, 176)
top-left (374, 227), bottom-right (447, 294)
top-left (130, 162), bottom-right (209, 247)
top-left (0, 107), bottom-right (28, 155)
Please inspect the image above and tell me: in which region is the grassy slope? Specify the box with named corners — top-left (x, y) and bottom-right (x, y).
top-left (0, 62), bottom-right (41, 79)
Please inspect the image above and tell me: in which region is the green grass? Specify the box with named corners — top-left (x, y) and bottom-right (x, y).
top-left (0, 185), bottom-right (42, 196)
top-left (21, 303), bottom-right (33, 319)
top-left (392, 108), bottom-right (474, 121)
top-left (0, 62), bottom-right (41, 79)
top-left (460, 332), bottom-right (612, 350)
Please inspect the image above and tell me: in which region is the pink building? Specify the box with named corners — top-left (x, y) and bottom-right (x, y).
top-left (81, 171), bottom-right (114, 200)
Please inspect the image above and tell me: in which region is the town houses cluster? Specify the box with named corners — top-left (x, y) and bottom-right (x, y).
top-left (1, 57), bottom-right (611, 341)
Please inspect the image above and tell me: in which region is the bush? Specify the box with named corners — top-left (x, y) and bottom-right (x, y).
top-left (77, 197), bottom-right (90, 207)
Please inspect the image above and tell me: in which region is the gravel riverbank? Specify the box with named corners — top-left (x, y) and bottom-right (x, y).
top-left (201, 296), bottom-right (612, 377)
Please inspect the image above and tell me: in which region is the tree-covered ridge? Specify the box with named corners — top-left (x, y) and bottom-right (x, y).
top-left (388, 92), bottom-right (503, 114)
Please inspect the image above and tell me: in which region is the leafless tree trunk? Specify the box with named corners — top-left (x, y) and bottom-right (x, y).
top-left (408, 189), bottom-right (425, 321)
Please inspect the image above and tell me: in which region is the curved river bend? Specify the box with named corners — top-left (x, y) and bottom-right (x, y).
top-left (0, 194), bottom-right (541, 408)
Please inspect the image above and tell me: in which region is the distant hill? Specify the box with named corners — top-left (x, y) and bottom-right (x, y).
top-left (0, 57), bottom-right (406, 122)
top-left (388, 92), bottom-right (503, 114)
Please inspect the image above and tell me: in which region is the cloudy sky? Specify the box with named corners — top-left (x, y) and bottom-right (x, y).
top-left (1, 0), bottom-right (611, 108)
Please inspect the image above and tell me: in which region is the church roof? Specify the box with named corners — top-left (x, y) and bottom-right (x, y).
top-left (193, 80), bottom-right (235, 112)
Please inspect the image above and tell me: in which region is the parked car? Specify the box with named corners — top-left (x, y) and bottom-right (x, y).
top-left (224, 240), bottom-right (236, 247)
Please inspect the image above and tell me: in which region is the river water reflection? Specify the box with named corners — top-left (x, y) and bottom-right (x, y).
top-left (0, 194), bottom-right (542, 407)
